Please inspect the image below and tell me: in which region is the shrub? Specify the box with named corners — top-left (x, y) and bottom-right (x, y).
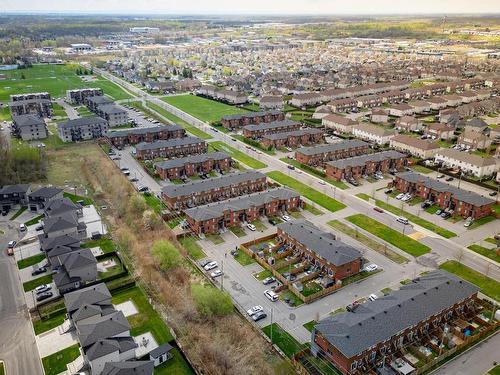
top-left (191, 284), bottom-right (233, 317)
top-left (151, 239), bottom-right (182, 270)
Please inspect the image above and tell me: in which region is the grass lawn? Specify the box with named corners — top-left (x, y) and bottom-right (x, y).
top-left (234, 250), bottom-right (255, 266)
top-left (10, 206), bottom-right (27, 220)
top-left (179, 236), bottom-right (206, 260)
top-left (154, 347), bottom-right (194, 375)
top-left (0, 106), bottom-right (12, 121)
top-left (42, 344), bottom-right (81, 375)
top-left (24, 214), bottom-right (44, 226)
top-left (267, 171), bottom-right (346, 213)
top-left (33, 311), bottom-right (66, 335)
top-left (111, 286), bottom-right (174, 343)
top-left (279, 290), bottom-right (304, 307)
top-left (439, 261), bottom-right (500, 301)
top-left (346, 214), bottom-right (431, 257)
top-left (304, 204), bottom-right (324, 216)
top-left (411, 165), bottom-right (434, 174)
top-left (76, 106), bottom-right (93, 117)
top-left (328, 220), bottom-right (407, 264)
top-left (229, 226), bottom-right (247, 237)
top-left (467, 245), bottom-right (500, 263)
top-left (254, 269), bottom-right (273, 281)
top-left (146, 101), bottom-right (212, 140)
top-left (161, 95), bottom-right (247, 123)
top-left (81, 237), bottom-right (115, 254)
top-left (485, 237), bottom-right (497, 245)
top-left (143, 194), bottom-right (166, 215)
top-left (210, 141), bottom-right (266, 169)
top-left (262, 323), bottom-right (307, 358)
top-left (17, 253), bottom-right (46, 269)
top-left (23, 274), bottom-right (53, 292)
top-left (280, 157), bottom-right (349, 190)
top-left (302, 281), bottom-right (323, 297)
top-left (303, 320), bottom-right (317, 332)
top-left (206, 233), bottom-right (224, 244)
top-left (489, 365), bottom-right (500, 375)
top-left (63, 192), bottom-right (93, 206)
top-left (251, 219), bottom-right (267, 231)
top-left (342, 270), bottom-right (381, 286)
top-left (468, 215), bottom-right (496, 230)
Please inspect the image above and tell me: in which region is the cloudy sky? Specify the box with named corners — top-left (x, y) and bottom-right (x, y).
top-left (2, 0), bottom-right (500, 14)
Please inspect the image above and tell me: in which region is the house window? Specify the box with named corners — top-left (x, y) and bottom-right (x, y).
top-left (351, 361), bottom-right (358, 371)
top-left (370, 351), bottom-right (376, 361)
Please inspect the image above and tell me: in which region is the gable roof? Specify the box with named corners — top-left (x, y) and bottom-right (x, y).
top-left (29, 186), bottom-right (63, 199)
top-left (154, 152), bottom-right (230, 170)
top-left (435, 148), bottom-right (497, 167)
top-left (327, 150), bottom-right (406, 170)
top-left (44, 198), bottom-right (80, 216)
top-left (64, 283), bottom-right (112, 313)
top-left (101, 361), bottom-right (154, 375)
top-left (297, 140), bottom-right (369, 156)
top-left (77, 310), bottom-right (130, 348)
top-left (135, 136), bottom-right (203, 152)
top-left (391, 135), bottom-right (440, 151)
top-left (40, 234), bottom-right (80, 253)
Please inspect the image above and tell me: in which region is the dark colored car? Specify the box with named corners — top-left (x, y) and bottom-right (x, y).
top-left (445, 177), bottom-right (454, 182)
top-left (384, 189), bottom-right (393, 194)
top-left (36, 291), bottom-right (53, 302)
top-left (287, 165), bottom-right (295, 170)
top-left (373, 207), bottom-right (384, 213)
top-left (489, 191), bottom-right (497, 197)
top-left (268, 218), bottom-right (277, 226)
top-left (31, 267), bottom-right (47, 276)
top-left (252, 311), bottom-right (267, 322)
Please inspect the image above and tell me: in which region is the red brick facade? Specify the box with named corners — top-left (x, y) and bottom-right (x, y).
top-left (261, 130), bottom-right (324, 149)
top-left (155, 155), bottom-right (232, 180)
top-left (295, 141), bottom-right (370, 167)
top-left (107, 127), bottom-right (186, 148)
top-left (135, 139), bottom-right (207, 160)
top-left (220, 111), bottom-right (285, 129)
top-left (242, 121), bottom-right (302, 139)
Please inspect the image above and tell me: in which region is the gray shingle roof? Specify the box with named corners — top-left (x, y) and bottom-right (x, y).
top-left (12, 114), bottom-right (45, 127)
top-left (297, 140), bottom-right (369, 156)
top-left (58, 116), bottom-right (107, 129)
top-left (98, 104), bottom-right (127, 115)
top-left (327, 150), bottom-right (406, 170)
top-left (278, 220), bottom-right (362, 266)
top-left (314, 270), bottom-right (479, 358)
top-left (101, 361), bottom-right (154, 375)
top-left (243, 119), bottom-right (300, 132)
top-left (85, 337), bottom-right (137, 361)
top-left (77, 310), bottom-right (130, 348)
top-left (222, 110), bottom-right (281, 121)
top-left (108, 124), bottom-right (182, 138)
top-left (262, 128), bottom-right (323, 141)
top-left (44, 198), bottom-right (80, 216)
top-left (86, 96), bottom-right (113, 105)
top-left (43, 212), bottom-right (82, 233)
top-left (135, 136), bottom-right (204, 151)
top-left (149, 343), bottom-right (173, 359)
top-left (29, 186), bottom-right (63, 199)
top-left (154, 152), bottom-right (230, 170)
top-left (40, 234), bottom-right (80, 253)
top-left (64, 283), bottom-right (112, 313)
top-left (0, 184), bottom-right (30, 195)
top-left (55, 248), bottom-right (97, 270)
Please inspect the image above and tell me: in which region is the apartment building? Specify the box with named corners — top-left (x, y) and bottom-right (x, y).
top-left (11, 114), bottom-right (47, 140)
top-left (352, 123), bottom-right (395, 145)
top-left (134, 136), bottom-right (207, 160)
top-left (243, 119), bottom-right (302, 139)
top-left (311, 271), bottom-right (479, 375)
top-left (95, 104), bottom-right (128, 127)
top-left (85, 95), bottom-right (113, 112)
top-left (10, 92), bottom-right (52, 117)
top-left (326, 151), bottom-right (407, 181)
top-left (57, 116), bottom-right (109, 142)
top-left (66, 88), bottom-right (103, 105)
top-left (161, 170), bottom-right (267, 210)
top-left (295, 140), bottom-right (370, 166)
top-left (394, 171), bottom-right (495, 218)
top-left (154, 152), bottom-right (232, 180)
top-left (106, 125), bottom-right (185, 148)
top-left (390, 135), bottom-right (441, 159)
top-left (424, 123), bottom-right (455, 140)
top-left (434, 149), bottom-right (497, 178)
top-left (220, 110), bottom-right (284, 129)
top-left (322, 114), bottom-right (358, 134)
top-left (261, 128), bottom-right (324, 149)
top-left (184, 188), bottom-right (302, 235)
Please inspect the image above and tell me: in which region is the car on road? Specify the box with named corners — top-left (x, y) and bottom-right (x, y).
top-left (364, 264), bottom-right (378, 272)
top-left (287, 165), bottom-right (295, 170)
top-left (252, 311), bottom-right (267, 322)
top-left (437, 174), bottom-right (445, 179)
top-left (36, 291), bottom-right (53, 302)
top-left (34, 284), bottom-right (52, 294)
top-left (262, 277), bottom-right (276, 285)
top-left (373, 207), bottom-right (384, 213)
top-left (445, 177), bottom-right (454, 182)
top-left (318, 181), bottom-right (326, 185)
top-left (129, 177), bottom-right (139, 182)
top-left (489, 191), bottom-right (497, 197)
top-left (8, 240), bottom-right (16, 248)
top-left (35, 224), bottom-right (44, 231)
top-left (31, 267), bottom-right (47, 276)
top-left (368, 294), bottom-right (378, 302)
top-left (281, 215), bottom-right (291, 222)
top-left (396, 217), bottom-right (409, 225)
top-left (19, 223), bottom-right (27, 232)
top-left (211, 269), bottom-right (223, 278)
top-left (264, 289), bottom-right (278, 302)
top-left (246, 305), bottom-right (263, 316)
top-left (204, 261), bottom-right (218, 271)
top-left (246, 223), bottom-right (256, 231)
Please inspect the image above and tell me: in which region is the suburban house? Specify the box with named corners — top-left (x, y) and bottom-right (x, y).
top-left (134, 136), bottom-right (207, 160)
top-left (427, 96), bottom-right (448, 110)
top-left (457, 131), bottom-right (492, 150)
top-left (12, 114), bottom-right (48, 140)
top-left (370, 109), bottom-right (389, 123)
top-left (260, 95), bottom-right (284, 110)
top-left (408, 100), bottom-right (431, 114)
top-left (261, 128), bottom-right (324, 149)
top-left (220, 111), bottom-right (284, 129)
top-left (325, 151), bottom-right (407, 181)
top-left (424, 123), bottom-right (455, 140)
top-left (0, 184), bottom-right (32, 212)
top-left (442, 94), bottom-right (462, 107)
top-left (295, 140), bottom-right (370, 166)
top-left (387, 103), bottom-right (414, 117)
top-left (393, 171), bottom-right (495, 219)
top-left (106, 125), bottom-right (185, 148)
top-left (464, 118), bottom-right (489, 134)
top-left (57, 116), bottom-right (109, 142)
top-left (290, 92), bottom-right (323, 107)
top-left (390, 135), bottom-right (441, 159)
top-left (53, 248), bottom-right (98, 293)
top-left (322, 114), bottom-right (358, 134)
top-left (395, 116), bottom-right (422, 132)
top-left (434, 149), bottom-right (498, 178)
top-left (44, 197), bottom-right (83, 218)
top-left (352, 123), bottom-right (395, 145)
top-left (41, 212), bottom-right (87, 239)
top-left (311, 271), bottom-right (479, 375)
top-left (242, 119), bottom-right (302, 139)
top-left (154, 152), bottom-right (232, 180)
top-left (102, 362), bottom-right (154, 375)
top-left (67, 88), bottom-right (103, 105)
top-left (28, 186), bottom-right (64, 211)
top-left (41, 233), bottom-right (80, 254)
top-left (161, 170), bottom-right (267, 210)
top-left (184, 187), bottom-right (302, 235)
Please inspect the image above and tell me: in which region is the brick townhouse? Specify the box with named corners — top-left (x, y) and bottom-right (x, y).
top-left (161, 170), bottom-right (267, 210)
top-left (311, 270), bottom-right (479, 375)
top-left (154, 152), bottom-right (232, 180)
top-left (107, 125), bottom-right (185, 148)
top-left (66, 88), bottom-right (103, 105)
top-left (243, 119), bottom-right (302, 139)
top-left (424, 122), bottom-right (455, 140)
top-left (327, 98), bottom-right (359, 113)
top-left (184, 187), bottom-right (302, 235)
top-left (277, 220), bottom-right (363, 282)
top-left (262, 128), bottom-right (324, 149)
top-left (322, 114), bottom-right (358, 134)
top-left (295, 140), bottom-right (370, 166)
top-left (326, 151), bottom-right (407, 181)
top-left (393, 171), bottom-right (495, 219)
top-left (134, 136), bottom-right (206, 160)
top-left (9, 92), bottom-right (52, 117)
top-left (220, 110), bottom-right (284, 129)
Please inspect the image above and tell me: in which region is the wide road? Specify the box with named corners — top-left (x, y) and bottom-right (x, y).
top-left (0, 221), bottom-right (44, 375)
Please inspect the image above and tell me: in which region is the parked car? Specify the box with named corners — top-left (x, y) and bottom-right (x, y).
top-left (464, 217), bottom-right (474, 227)
top-left (318, 180), bottom-right (326, 185)
top-left (384, 189), bottom-right (393, 194)
top-left (373, 207), bottom-right (384, 213)
top-left (396, 193), bottom-right (405, 200)
top-left (421, 201), bottom-right (431, 209)
top-left (435, 209), bottom-right (443, 215)
top-left (34, 284), bottom-right (52, 294)
top-left (262, 277), bottom-right (276, 285)
top-left (129, 177), bottom-right (139, 182)
top-left (35, 224), bottom-right (44, 231)
top-left (31, 267), bottom-right (47, 276)
top-left (137, 185), bottom-right (149, 192)
top-left (281, 215), bottom-right (291, 222)
top-left (19, 223), bottom-right (27, 232)
top-left (247, 305), bottom-right (263, 316)
top-left (8, 240), bottom-right (16, 248)
top-left (247, 223), bottom-right (256, 231)
top-left (252, 311), bottom-right (267, 322)
top-left (489, 191), bottom-right (497, 197)
top-left (437, 174), bottom-right (445, 179)
top-left (368, 294), bottom-right (378, 302)
top-left (396, 217), bottom-right (409, 225)
top-left (268, 218), bottom-right (277, 226)
top-left (199, 259), bottom-right (212, 268)
top-left (211, 269), bottom-right (223, 278)
top-left (445, 177), bottom-right (454, 182)
top-left (36, 292), bottom-right (53, 302)
top-left (1, 210), bottom-right (8, 216)
top-left (264, 289), bottom-right (278, 302)
top-left (364, 264), bottom-right (378, 272)
top-left (204, 261), bottom-right (218, 271)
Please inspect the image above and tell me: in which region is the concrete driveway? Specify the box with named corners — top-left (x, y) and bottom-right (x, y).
top-left (36, 325), bottom-right (78, 358)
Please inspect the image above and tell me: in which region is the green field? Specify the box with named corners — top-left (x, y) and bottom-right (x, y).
top-left (210, 141), bottom-right (267, 169)
top-left (42, 344), bottom-right (81, 375)
top-left (262, 323), bottom-right (307, 358)
top-left (0, 64), bottom-right (133, 102)
top-left (161, 94), bottom-right (247, 123)
top-left (179, 236), bottom-right (206, 260)
top-left (266, 171), bottom-right (346, 213)
top-left (439, 261), bottom-right (500, 301)
top-left (467, 244), bottom-right (500, 263)
top-left (346, 214), bottom-right (431, 257)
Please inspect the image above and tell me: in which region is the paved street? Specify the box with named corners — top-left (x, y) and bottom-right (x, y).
top-left (56, 99), bottom-right (79, 119)
top-left (0, 221), bottom-right (44, 375)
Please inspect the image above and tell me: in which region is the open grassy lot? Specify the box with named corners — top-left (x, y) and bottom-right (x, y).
top-left (0, 64), bottom-right (132, 102)
top-left (328, 220), bottom-right (407, 264)
top-left (267, 171), bottom-right (346, 213)
top-left (161, 94), bottom-right (247, 123)
top-left (146, 101), bottom-right (213, 140)
top-left (230, 226), bottom-right (247, 237)
top-left (280, 157), bottom-right (349, 190)
top-left (210, 141), bottom-right (267, 169)
top-left (179, 236), bottom-right (206, 260)
top-left (346, 214), bottom-right (431, 257)
top-left (262, 323), bottom-right (307, 358)
top-left (143, 194), bottom-right (166, 215)
top-left (111, 286), bottom-right (174, 343)
top-left (254, 269), bottom-right (273, 281)
top-left (206, 233), bottom-right (224, 244)
top-left (439, 261), bottom-right (500, 301)
top-left (17, 253), bottom-right (46, 269)
top-left (42, 344), bottom-right (81, 375)
top-left (23, 274), bottom-right (53, 292)
top-left (467, 244), bottom-right (500, 263)
top-left (410, 165), bottom-right (434, 174)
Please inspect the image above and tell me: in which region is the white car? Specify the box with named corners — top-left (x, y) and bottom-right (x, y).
top-left (204, 261), bottom-right (218, 271)
top-left (34, 284), bottom-right (52, 294)
top-left (396, 193), bottom-right (405, 200)
top-left (396, 217), bottom-right (409, 225)
top-left (368, 294), bottom-right (378, 302)
top-left (364, 264), bottom-right (378, 272)
top-left (247, 223), bottom-right (256, 231)
top-left (281, 215), bottom-right (291, 222)
top-left (318, 180), bottom-right (326, 185)
top-left (211, 269), bottom-right (223, 278)
top-left (246, 305), bottom-right (264, 316)
top-left (264, 289), bottom-right (278, 302)
top-left (19, 223), bottom-right (27, 232)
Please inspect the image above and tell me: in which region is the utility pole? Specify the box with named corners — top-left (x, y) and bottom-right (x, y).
top-left (270, 308), bottom-right (273, 344)
top-left (220, 260), bottom-right (224, 291)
